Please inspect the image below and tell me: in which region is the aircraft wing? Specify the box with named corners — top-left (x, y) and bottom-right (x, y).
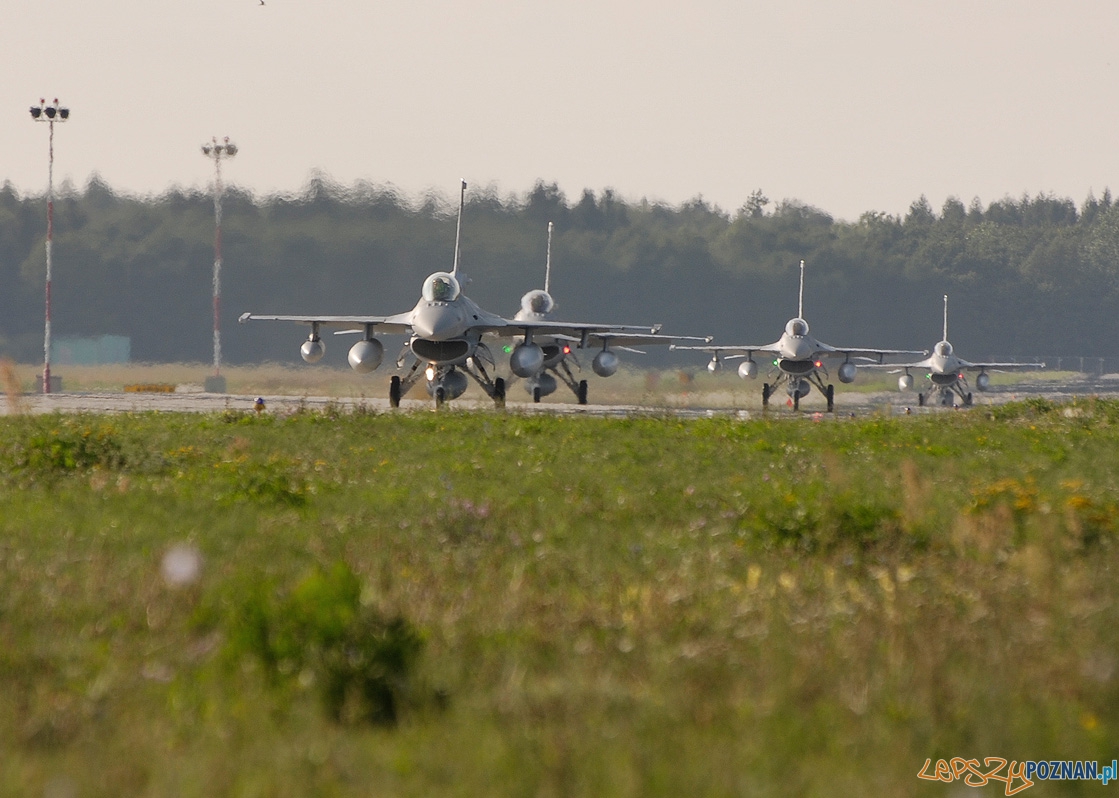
top-left (820, 346), bottom-right (928, 362)
top-left (958, 360), bottom-right (1046, 371)
top-left (481, 319), bottom-right (657, 337)
top-left (857, 356), bottom-right (934, 371)
top-left (238, 312), bottom-right (413, 335)
top-left (573, 331), bottom-right (713, 349)
top-left (668, 342), bottom-right (783, 359)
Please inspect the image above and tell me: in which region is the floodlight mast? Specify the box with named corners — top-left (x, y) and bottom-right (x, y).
top-left (201, 137), bottom-right (237, 380)
top-left (29, 98), bottom-right (70, 394)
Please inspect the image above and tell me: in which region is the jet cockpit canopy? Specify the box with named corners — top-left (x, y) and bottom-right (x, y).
top-left (785, 318), bottom-right (810, 337)
top-left (520, 289), bottom-right (555, 316)
top-left (422, 272), bottom-right (461, 303)
top-left (934, 340), bottom-right (954, 357)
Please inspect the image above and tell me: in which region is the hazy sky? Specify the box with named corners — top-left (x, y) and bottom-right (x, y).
top-left (4, 1), bottom-right (1117, 221)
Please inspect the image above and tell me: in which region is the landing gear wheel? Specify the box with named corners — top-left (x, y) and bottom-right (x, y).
top-left (826, 384), bottom-right (835, 413)
top-left (532, 386), bottom-right (542, 403)
top-left (793, 392), bottom-right (800, 411)
top-left (576, 380), bottom-right (588, 406)
top-left (493, 377), bottom-right (506, 408)
top-left (434, 386), bottom-right (446, 408)
top-left (389, 376), bottom-right (401, 408)
top-left (964, 392), bottom-right (973, 406)
top-left (761, 383), bottom-right (771, 407)
top-left (917, 393), bottom-right (925, 407)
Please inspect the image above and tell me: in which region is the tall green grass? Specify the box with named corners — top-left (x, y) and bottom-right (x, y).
top-left (1, 400), bottom-right (1116, 796)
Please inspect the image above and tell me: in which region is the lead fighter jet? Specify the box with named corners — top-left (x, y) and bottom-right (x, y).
top-left (240, 181), bottom-right (696, 408)
top-left (672, 260), bottom-right (924, 411)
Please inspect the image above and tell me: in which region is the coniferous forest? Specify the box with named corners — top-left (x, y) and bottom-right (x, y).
top-left (1, 176), bottom-right (1116, 367)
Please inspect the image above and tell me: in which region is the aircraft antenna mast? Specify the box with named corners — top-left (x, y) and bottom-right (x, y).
top-left (943, 294), bottom-right (949, 341)
top-left (544, 221), bottom-right (554, 295)
top-left (452, 179), bottom-right (466, 277)
top-left (798, 260), bottom-right (806, 319)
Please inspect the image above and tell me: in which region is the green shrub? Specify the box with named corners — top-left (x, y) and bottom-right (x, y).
top-left (6, 420), bottom-right (125, 477)
top-left (224, 562), bottom-right (428, 726)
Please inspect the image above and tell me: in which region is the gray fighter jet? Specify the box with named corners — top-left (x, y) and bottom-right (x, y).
top-left (672, 260), bottom-right (924, 411)
top-left (240, 182), bottom-right (689, 408)
top-left (507, 222), bottom-right (710, 404)
top-left (868, 295), bottom-right (1045, 407)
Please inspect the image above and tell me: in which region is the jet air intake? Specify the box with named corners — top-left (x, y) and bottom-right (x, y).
top-left (411, 337), bottom-right (471, 364)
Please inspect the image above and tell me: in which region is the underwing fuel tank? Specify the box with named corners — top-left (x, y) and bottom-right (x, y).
top-left (526, 373), bottom-right (558, 397)
top-left (425, 369), bottom-right (468, 400)
top-left (347, 339), bottom-right (384, 373)
top-left (301, 339), bottom-right (325, 363)
top-left (593, 350), bottom-right (619, 377)
top-left (510, 343), bottom-right (545, 378)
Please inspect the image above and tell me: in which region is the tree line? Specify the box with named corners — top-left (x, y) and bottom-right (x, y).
top-left (0, 175), bottom-right (1116, 366)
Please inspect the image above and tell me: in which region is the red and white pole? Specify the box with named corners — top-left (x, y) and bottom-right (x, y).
top-left (212, 150), bottom-right (223, 377)
top-left (30, 98), bottom-right (68, 394)
top-left (202, 137), bottom-right (236, 382)
top-left (44, 118), bottom-right (55, 393)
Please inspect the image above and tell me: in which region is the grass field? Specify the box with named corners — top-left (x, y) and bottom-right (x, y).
top-left (1, 398), bottom-right (1116, 796)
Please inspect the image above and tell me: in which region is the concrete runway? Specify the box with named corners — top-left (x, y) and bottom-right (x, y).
top-left (4, 375), bottom-right (1119, 418)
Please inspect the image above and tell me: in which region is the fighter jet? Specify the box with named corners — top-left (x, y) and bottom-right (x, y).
top-left (867, 294), bottom-right (1045, 407)
top-left (506, 221), bottom-right (710, 404)
top-left (672, 260), bottom-right (924, 411)
top-left (240, 181), bottom-right (689, 408)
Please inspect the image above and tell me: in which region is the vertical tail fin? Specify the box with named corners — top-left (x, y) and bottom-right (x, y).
top-left (451, 179), bottom-right (466, 277)
top-left (798, 259), bottom-right (806, 319)
top-left (943, 294), bottom-right (949, 341)
top-left (544, 221), bottom-right (554, 295)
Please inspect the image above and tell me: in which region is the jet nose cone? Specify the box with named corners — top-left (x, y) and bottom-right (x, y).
top-left (413, 304), bottom-right (460, 340)
top-left (784, 337), bottom-right (815, 360)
